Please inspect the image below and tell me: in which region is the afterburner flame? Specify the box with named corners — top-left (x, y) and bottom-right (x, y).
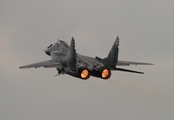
top-left (81, 69), bottom-right (90, 79)
top-left (101, 68), bottom-right (111, 79)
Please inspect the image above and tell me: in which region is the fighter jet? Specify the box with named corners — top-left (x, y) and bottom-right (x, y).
top-left (19, 36), bottom-right (153, 80)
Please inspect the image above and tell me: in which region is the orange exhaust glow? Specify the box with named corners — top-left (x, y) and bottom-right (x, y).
top-left (81, 69), bottom-right (90, 79)
top-left (101, 68), bottom-right (111, 79)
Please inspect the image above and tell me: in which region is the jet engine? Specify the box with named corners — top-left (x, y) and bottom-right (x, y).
top-left (91, 66), bottom-right (111, 79)
top-left (67, 63), bottom-right (90, 80)
top-left (77, 67), bottom-right (90, 80)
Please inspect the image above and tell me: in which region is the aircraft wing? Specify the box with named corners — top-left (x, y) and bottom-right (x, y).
top-left (19, 59), bottom-right (62, 69)
top-left (114, 60), bottom-right (153, 74)
top-left (117, 60), bottom-right (153, 66)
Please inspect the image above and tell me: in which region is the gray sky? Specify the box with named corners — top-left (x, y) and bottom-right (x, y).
top-left (0, 0), bottom-right (174, 120)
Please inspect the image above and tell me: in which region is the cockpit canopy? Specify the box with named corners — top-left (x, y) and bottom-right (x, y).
top-left (45, 39), bottom-right (69, 56)
top-left (47, 44), bottom-right (53, 48)
top-left (55, 39), bottom-right (69, 48)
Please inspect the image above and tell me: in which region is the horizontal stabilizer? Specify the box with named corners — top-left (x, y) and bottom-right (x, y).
top-left (115, 68), bottom-right (144, 74)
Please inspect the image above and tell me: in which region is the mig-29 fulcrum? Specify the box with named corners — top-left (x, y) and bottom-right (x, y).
top-left (19, 36), bottom-right (153, 80)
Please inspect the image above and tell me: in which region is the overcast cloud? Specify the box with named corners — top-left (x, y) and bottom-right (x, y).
top-left (0, 0), bottom-right (174, 120)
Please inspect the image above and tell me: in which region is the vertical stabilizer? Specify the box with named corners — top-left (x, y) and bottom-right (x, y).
top-left (102, 36), bottom-right (119, 69)
top-left (63, 37), bottom-right (77, 70)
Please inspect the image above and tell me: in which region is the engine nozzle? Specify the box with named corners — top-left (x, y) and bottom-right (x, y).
top-left (91, 66), bottom-right (111, 79)
top-left (101, 68), bottom-right (111, 79)
top-left (79, 68), bottom-right (90, 80)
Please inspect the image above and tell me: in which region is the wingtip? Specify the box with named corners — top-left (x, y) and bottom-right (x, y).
top-left (19, 66), bottom-right (23, 69)
top-left (19, 65), bottom-right (26, 69)
top-left (144, 63), bottom-right (154, 65)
